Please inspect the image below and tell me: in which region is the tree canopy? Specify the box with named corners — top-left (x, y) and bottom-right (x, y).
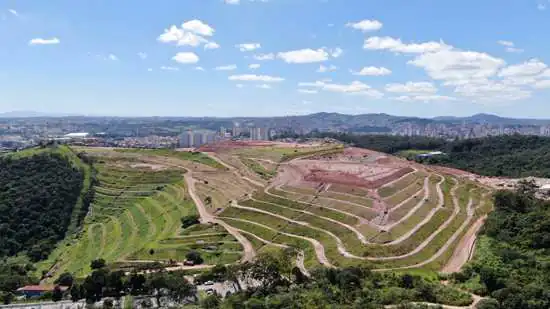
top-left (0, 151), bottom-right (85, 261)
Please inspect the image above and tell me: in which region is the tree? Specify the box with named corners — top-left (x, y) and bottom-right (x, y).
top-left (103, 298), bottom-right (114, 309)
top-left (165, 274), bottom-right (196, 303)
top-left (181, 215), bottom-right (200, 229)
top-left (91, 259), bottom-right (106, 270)
top-left (201, 294), bottom-right (221, 309)
top-left (186, 250), bottom-right (204, 265)
top-left (205, 196), bottom-right (213, 206)
top-left (128, 272), bottom-right (146, 296)
top-left (70, 284), bottom-right (83, 302)
top-left (55, 272), bottom-right (74, 287)
top-left (476, 298), bottom-right (499, 309)
top-left (52, 285), bottom-right (64, 302)
top-left (146, 272), bottom-right (169, 307)
top-left (105, 270), bottom-right (125, 298)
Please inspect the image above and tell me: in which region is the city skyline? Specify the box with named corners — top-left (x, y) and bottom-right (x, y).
top-left (2, 0), bottom-right (550, 118)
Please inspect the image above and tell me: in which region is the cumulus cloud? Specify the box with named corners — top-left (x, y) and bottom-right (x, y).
top-left (253, 53), bottom-right (275, 61)
top-left (330, 47), bottom-right (343, 58)
top-left (215, 64), bottom-right (237, 71)
top-left (498, 59), bottom-right (547, 78)
top-left (228, 74), bottom-right (284, 82)
top-left (225, 0), bottom-right (240, 4)
top-left (408, 49), bottom-right (506, 82)
top-left (298, 80), bottom-right (383, 97)
top-left (158, 20), bottom-right (215, 48)
top-left (257, 84), bottom-right (271, 89)
top-left (107, 54), bottom-right (118, 61)
top-left (137, 52), bottom-right (148, 59)
top-left (364, 36), bottom-right (451, 54)
top-left (29, 37), bottom-right (60, 45)
top-left (204, 42), bottom-right (220, 49)
top-left (533, 80), bottom-right (550, 89)
top-left (181, 19), bottom-right (215, 36)
top-left (172, 52), bottom-right (199, 64)
top-left (237, 43), bottom-right (261, 52)
top-left (353, 66), bottom-right (392, 76)
top-left (454, 80), bottom-right (531, 102)
top-left (277, 48), bottom-right (329, 63)
top-left (8, 9), bottom-right (18, 16)
top-left (236, 84), bottom-right (244, 88)
top-left (395, 95), bottom-right (456, 102)
top-left (249, 64), bottom-right (260, 69)
top-left (346, 19), bottom-right (383, 32)
top-left (385, 82), bottom-right (437, 94)
top-left (317, 65), bottom-right (338, 73)
top-left (195, 66), bottom-right (206, 71)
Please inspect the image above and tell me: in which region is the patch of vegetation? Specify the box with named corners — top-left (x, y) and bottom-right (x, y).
top-left (0, 146), bottom-right (85, 261)
top-left (240, 157), bottom-right (276, 180)
top-left (114, 148), bottom-right (224, 169)
top-left (450, 180), bottom-right (550, 308)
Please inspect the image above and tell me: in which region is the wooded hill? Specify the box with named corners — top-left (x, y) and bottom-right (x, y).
top-left (0, 146), bottom-right (92, 262)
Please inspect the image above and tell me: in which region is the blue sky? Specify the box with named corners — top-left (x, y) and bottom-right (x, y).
top-left (2, 0), bottom-right (550, 117)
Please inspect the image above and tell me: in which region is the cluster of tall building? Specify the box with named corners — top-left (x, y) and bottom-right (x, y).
top-left (178, 130), bottom-right (217, 148)
top-left (178, 126), bottom-right (272, 148)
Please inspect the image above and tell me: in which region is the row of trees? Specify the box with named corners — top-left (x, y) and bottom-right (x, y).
top-left (0, 152), bottom-right (84, 261)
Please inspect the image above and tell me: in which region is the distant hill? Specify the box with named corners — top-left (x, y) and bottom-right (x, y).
top-left (0, 111), bottom-right (83, 118)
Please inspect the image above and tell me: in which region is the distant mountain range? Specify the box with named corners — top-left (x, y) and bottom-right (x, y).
top-left (1, 110), bottom-right (549, 128)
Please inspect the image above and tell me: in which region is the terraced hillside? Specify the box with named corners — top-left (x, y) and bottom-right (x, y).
top-left (204, 143), bottom-right (494, 274)
top-left (40, 149), bottom-right (243, 279)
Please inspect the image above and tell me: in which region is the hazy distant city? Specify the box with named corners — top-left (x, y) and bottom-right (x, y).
top-left (1, 112), bottom-right (550, 151)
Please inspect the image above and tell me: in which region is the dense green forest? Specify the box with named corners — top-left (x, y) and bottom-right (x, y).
top-left (0, 147), bottom-right (86, 262)
top-left (451, 181), bottom-right (550, 309)
top-left (317, 133), bottom-right (550, 177)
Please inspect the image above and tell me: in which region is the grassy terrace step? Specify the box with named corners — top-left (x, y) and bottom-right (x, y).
top-left (113, 148), bottom-right (224, 169)
top-left (384, 175), bottom-right (428, 207)
top-left (378, 171), bottom-right (427, 198)
top-left (229, 219), bottom-right (319, 269)
top-left (321, 190), bottom-right (373, 207)
top-left (377, 178), bottom-right (456, 244)
top-left (388, 175), bottom-right (439, 221)
top-left (268, 189), bottom-right (378, 221)
top-left (250, 193), bottom-right (359, 225)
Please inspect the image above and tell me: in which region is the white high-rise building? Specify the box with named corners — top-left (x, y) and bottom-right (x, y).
top-left (179, 131), bottom-right (194, 148)
top-left (250, 127), bottom-right (270, 141)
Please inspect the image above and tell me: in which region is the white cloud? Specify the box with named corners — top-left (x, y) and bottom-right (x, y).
top-left (107, 54), bottom-right (118, 61)
top-left (353, 66), bottom-right (391, 76)
top-left (182, 19), bottom-right (215, 36)
top-left (298, 89), bottom-right (318, 94)
top-left (28, 37), bottom-right (60, 45)
top-left (8, 9), bottom-right (18, 16)
top-left (160, 66), bottom-right (180, 71)
top-left (497, 40), bottom-right (514, 47)
top-left (249, 64), bottom-right (260, 69)
top-left (158, 26), bottom-right (208, 47)
top-left (497, 40), bottom-right (524, 53)
top-left (498, 59), bottom-right (547, 77)
top-left (237, 43), bottom-right (261, 52)
top-left (409, 49), bottom-right (506, 82)
top-left (228, 74), bottom-right (284, 82)
top-left (236, 84), bottom-right (244, 88)
top-left (137, 52), bottom-right (148, 59)
top-left (346, 19), bottom-right (383, 32)
top-left (364, 36), bottom-right (451, 54)
top-left (277, 48), bottom-right (329, 63)
top-left (330, 47), bottom-right (343, 58)
top-left (533, 80), bottom-right (550, 89)
top-left (225, 0), bottom-right (240, 4)
top-left (215, 64), bottom-right (237, 71)
top-left (298, 80), bottom-right (383, 97)
top-left (253, 53), bottom-right (275, 61)
top-left (395, 95), bottom-right (456, 102)
top-left (257, 84), bottom-right (271, 89)
top-left (385, 82), bottom-right (437, 94)
top-left (538, 3), bottom-right (546, 10)
top-left (204, 42), bottom-right (220, 49)
top-left (317, 65), bottom-right (338, 73)
top-left (147, 68), bottom-right (153, 72)
top-left (195, 66), bottom-right (205, 71)
top-left (172, 52), bottom-right (199, 64)
top-left (454, 80), bottom-right (531, 102)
